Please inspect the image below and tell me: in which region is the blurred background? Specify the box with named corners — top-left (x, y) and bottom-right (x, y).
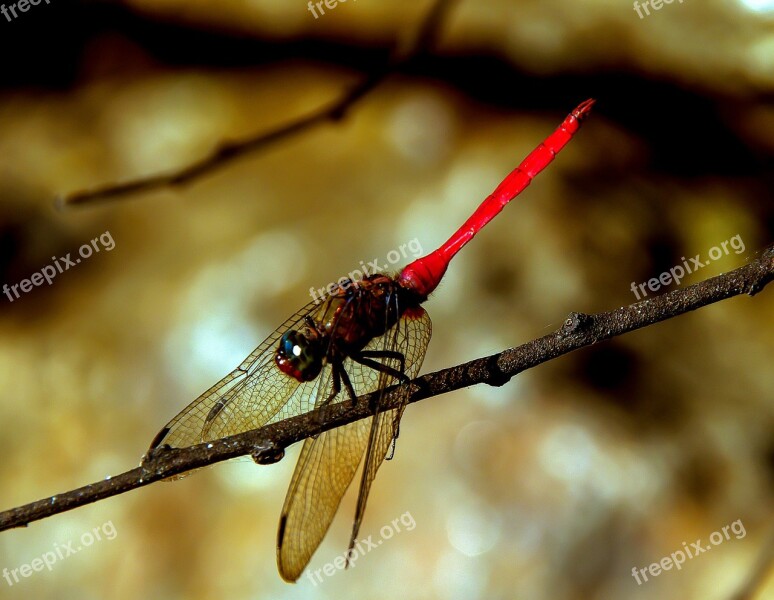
top-left (0, 0), bottom-right (772, 598)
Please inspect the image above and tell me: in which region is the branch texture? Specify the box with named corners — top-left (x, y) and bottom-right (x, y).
top-left (0, 245), bottom-right (771, 533)
top-left (58, 0), bottom-right (454, 207)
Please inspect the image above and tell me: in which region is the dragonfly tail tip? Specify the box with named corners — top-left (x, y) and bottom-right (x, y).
top-left (573, 98), bottom-right (596, 120)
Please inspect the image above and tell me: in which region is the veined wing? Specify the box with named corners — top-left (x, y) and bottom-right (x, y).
top-left (147, 298), bottom-right (331, 453)
top-left (347, 305), bottom-right (431, 561)
top-left (277, 302), bottom-right (431, 582)
top-left (276, 414), bottom-right (371, 582)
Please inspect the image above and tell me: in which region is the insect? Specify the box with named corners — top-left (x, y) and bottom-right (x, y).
top-left (146, 99), bottom-right (595, 582)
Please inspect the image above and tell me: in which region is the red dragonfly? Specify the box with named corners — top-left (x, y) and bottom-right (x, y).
top-left (146, 99), bottom-right (595, 582)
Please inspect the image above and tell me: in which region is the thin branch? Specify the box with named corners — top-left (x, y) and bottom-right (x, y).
top-left (57, 0), bottom-right (455, 207)
top-left (1, 245), bottom-right (771, 533)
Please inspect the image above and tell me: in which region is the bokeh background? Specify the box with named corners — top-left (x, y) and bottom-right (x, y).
top-left (0, 0), bottom-right (773, 599)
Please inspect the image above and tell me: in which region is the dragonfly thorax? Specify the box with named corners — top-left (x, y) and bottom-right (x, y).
top-left (274, 274), bottom-right (421, 383)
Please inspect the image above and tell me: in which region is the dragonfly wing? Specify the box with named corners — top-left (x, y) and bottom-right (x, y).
top-left (276, 417), bottom-right (371, 582)
top-left (277, 305), bottom-right (431, 582)
top-left (347, 306), bottom-right (432, 559)
top-left (147, 299), bottom-right (326, 451)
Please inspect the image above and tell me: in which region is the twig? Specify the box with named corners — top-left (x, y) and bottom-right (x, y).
top-left (0, 245), bottom-right (771, 533)
top-left (57, 0), bottom-right (455, 207)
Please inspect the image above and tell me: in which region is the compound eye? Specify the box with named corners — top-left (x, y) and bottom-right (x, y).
top-left (275, 330), bottom-right (322, 382)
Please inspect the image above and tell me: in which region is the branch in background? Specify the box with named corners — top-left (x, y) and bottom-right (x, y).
top-left (57, 0), bottom-right (455, 207)
top-left (0, 245), bottom-right (771, 532)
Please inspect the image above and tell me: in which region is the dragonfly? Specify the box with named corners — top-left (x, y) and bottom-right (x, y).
top-left (146, 99), bottom-right (595, 582)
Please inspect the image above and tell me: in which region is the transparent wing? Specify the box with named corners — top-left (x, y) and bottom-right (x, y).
top-left (147, 298), bottom-right (330, 452)
top-left (276, 416), bottom-right (371, 582)
top-left (277, 304), bottom-right (431, 582)
top-left (347, 306), bottom-right (432, 558)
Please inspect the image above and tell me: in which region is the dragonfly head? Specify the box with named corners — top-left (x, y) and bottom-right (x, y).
top-left (275, 330), bottom-right (323, 382)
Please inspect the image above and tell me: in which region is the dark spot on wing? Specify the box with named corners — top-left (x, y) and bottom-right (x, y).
top-left (148, 426), bottom-right (171, 450)
top-left (206, 397), bottom-right (227, 424)
top-left (277, 515), bottom-right (288, 547)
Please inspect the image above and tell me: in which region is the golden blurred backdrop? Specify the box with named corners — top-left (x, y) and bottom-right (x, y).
top-left (0, 0), bottom-right (772, 599)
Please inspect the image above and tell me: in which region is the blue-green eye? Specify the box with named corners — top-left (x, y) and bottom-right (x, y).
top-left (275, 331), bottom-right (322, 382)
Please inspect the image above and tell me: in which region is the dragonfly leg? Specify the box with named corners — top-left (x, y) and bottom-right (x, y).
top-left (319, 364), bottom-right (342, 407)
top-left (349, 352), bottom-right (410, 412)
top-left (350, 352), bottom-right (409, 385)
top-left (318, 361), bottom-right (358, 410)
top-left (307, 365), bottom-right (344, 435)
top-left (338, 365), bottom-right (359, 407)
top-left (357, 349), bottom-right (407, 378)
top-left (385, 424), bottom-right (400, 461)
